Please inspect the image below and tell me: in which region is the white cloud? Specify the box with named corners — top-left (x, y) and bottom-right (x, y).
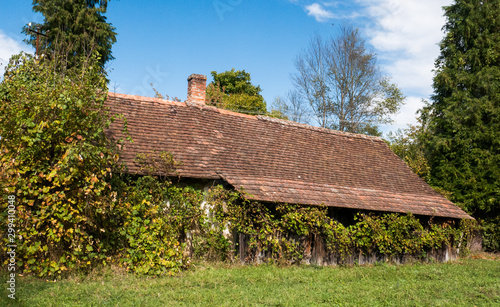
top-left (384, 96), bottom-right (426, 132)
top-left (356, 0), bottom-right (453, 134)
top-left (361, 0), bottom-right (452, 91)
top-left (305, 3), bottom-right (335, 22)
top-left (386, 57), bottom-right (436, 94)
top-left (0, 30), bottom-right (31, 77)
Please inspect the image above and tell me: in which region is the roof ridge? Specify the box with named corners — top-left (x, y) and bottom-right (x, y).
top-left (256, 116), bottom-right (383, 141)
top-left (107, 92), bottom-right (186, 107)
top-left (107, 92), bottom-right (256, 118)
top-left (108, 92), bottom-right (382, 141)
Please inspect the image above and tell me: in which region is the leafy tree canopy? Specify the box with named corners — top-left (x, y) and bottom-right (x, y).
top-left (210, 68), bottom-right (262, 96)
top-left (388, 127), bottom-right (431, 182)
top-left (22, 0), bottom-right (116, 70)
top-left (206, 69), bottom-right (267, 115)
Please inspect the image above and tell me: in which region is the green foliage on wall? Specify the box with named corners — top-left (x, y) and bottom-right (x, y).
top-left (115, 176), bottom-right (203, 275)
top-left (209, 187), bottom-right (478, 264)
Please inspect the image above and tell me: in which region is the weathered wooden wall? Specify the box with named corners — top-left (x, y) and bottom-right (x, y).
top-left (236, 232), bottom-right (471, 266)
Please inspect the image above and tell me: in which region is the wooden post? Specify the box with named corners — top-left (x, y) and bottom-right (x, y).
top-left (239, 233), bottom-right (245, 264)
top-left (28, 25), bottom-right (47, 57)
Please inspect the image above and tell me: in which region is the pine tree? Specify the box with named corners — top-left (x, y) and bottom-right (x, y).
top-left (22, 0), bottom-right (116, 70)
top-left (425, 0), bottom-right (500, 250)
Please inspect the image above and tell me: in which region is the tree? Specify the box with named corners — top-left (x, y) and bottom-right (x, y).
top-left (0, 53), bottom-right (122, 275)
top-left (22, 0), bottom-right (116, 70)
top-left (387, 106), bottom-right (432, 182)
top-left (291, 25), bottom-right (404, 136)
top-left (424, 0), bottom-right (500, 250)
top-left (206, 69), bottom-right (267, 115)
top-left (270, 90), bottom-right (309, 124)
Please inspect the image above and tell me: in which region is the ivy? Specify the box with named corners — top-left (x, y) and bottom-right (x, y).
top-left (114, 177), bottom-right (203, 275)
top-left (207, 188), bottom-right (478, 264)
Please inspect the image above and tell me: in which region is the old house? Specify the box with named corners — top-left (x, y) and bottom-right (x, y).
top-left (106, 74), bottom-right (472, 264)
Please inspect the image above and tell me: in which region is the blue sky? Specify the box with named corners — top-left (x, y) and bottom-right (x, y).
top-left (0, 0), bottom-right (453, 135)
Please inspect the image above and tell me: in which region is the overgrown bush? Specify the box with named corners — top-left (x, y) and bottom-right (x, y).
top-left (481, 217), bottom-right (500, 252)
top-left (114, 177), bottom-right (172, 274)
top-left (0, 53), bottom-right (121, 276)
top-left (112, 151), bottom-right (208, 274)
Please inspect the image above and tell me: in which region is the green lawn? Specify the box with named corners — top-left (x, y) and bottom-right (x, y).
top-left (1, 257), bottom-right (499, 306)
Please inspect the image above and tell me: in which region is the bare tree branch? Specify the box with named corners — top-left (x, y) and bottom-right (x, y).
top-left (291, 24), bottom-right (405, 136)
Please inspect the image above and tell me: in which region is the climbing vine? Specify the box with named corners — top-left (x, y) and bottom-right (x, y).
top-left (207, 187), bottom-right (478, 265)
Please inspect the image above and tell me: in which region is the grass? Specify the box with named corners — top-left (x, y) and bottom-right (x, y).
top-left (1, 255), bottom-right (499, 306)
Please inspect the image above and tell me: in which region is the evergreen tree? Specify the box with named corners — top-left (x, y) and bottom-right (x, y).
top-left (22, 0), bottom-right (116, 70)
top-left (425, 0), bottom-right (500, 250)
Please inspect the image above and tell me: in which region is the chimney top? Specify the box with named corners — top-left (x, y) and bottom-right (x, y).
top-left (187, 74), bottom-right (207, 104)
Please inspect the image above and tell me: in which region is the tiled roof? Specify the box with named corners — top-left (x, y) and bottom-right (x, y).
top-left (106, 92), bottom-right (471, 219)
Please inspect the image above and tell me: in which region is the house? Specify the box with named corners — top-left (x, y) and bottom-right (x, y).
top-left (105, 74), bottom-right (476, 264)
top-left (106, 74), bottom-right (470, 221)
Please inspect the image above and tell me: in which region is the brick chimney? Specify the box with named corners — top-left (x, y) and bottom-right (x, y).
top-left (186, 74), bottom-right (207, 104)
